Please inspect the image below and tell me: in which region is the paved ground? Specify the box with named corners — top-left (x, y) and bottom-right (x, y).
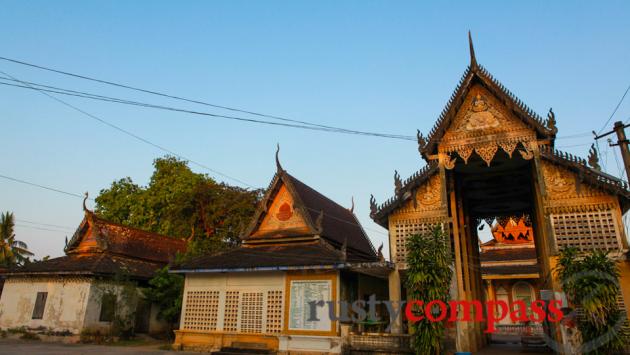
top-left (0, 339), bottom-right (201, 355)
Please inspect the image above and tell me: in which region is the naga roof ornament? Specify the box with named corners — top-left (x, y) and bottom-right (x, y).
top-left (546, 108), bottom-right (558, 134)
top-left (588, 144), bottom-right (601, 171)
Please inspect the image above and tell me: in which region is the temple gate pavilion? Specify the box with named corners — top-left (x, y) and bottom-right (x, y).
top-left (370, 34), bottom-right (630, 353)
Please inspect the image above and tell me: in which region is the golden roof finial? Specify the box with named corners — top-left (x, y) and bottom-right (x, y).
top-left (468, 30), bottom-right (478, 69)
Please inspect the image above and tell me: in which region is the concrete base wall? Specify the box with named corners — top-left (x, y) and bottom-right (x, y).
top-left (0, 277), bottom-right (92, 333)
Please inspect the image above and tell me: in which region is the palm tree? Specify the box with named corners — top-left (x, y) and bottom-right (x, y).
top-left (0, 212), bottom-right (34, 267)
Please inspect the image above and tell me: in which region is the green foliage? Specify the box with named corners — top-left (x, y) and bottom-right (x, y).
top-left (143, 266), bottom-right (184, 329)
top-left (0, 211), bottom-right (34, 267)
top-left (555, 247), bottom-right (629, 354)
top-left (95, 156), bottom-right (261, 256)
top-left (405, 225), bottom-right (453, 355)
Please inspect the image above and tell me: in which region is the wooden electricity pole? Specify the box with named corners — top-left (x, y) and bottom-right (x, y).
top-left (595, 121), bottom-right (630, 182)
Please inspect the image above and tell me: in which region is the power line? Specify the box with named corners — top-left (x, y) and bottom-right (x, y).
top-left (0, 173), bottom-right (92, 200)
top-left (0, 78), bottom-right (414, 140)
top-left (15, 219), bottom-right (75, 231)
top-left (15, 224), bottom-right (71, 233)
top-left (0, 56), bottom-right (415, 141)
top-left (597, 81), bottom-right (630, 135)
top-left (0, 70), bottom-right (255, 188)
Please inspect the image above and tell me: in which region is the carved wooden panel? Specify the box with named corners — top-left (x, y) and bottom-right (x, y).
top-left (390, 174), bottom-right (447, 220)
top-left (541, 162), bottom-right (620, 217)
top-left (438, 84), bottom-right (537, 165)
top-left (252, 184), bottom-right (310, 237)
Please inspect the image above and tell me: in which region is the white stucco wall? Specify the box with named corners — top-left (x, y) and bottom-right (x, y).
top-left (0, 277), bottom-right (92, 333)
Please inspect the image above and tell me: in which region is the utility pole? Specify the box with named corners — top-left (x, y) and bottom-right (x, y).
top-left (595, 121), bottom-right (630, 182)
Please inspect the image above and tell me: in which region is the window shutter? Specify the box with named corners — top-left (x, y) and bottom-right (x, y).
top-left (32, 292), bottom-right (48, 319)
top-left (99, 293), bottom-right (117, 322)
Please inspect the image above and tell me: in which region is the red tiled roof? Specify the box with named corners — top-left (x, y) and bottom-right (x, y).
top-left (66, 212), bottom-right (186, 264)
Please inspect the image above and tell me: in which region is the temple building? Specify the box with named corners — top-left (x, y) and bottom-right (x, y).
top-left (480, 217), bottom-right (542, 335)
top-left (172, 152), bottom-right (391, 354)
top-left (0, 202), bottom-right (186, 335)
top-left (370, 33), bottom-right (630, 353)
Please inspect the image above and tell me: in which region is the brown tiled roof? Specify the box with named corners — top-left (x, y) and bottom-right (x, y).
top-left (174, 241), bottom-right (370, 272)
top-left (480, 248), bottom-right (537, 263)
top-left (482, 264), bottom-right (540, 276)
top-left (243, 169), bottom-right (377, 261)
top-left (66, 212), bottom-right (187, 263)
top-left (7, 254), bottom-right (164, 280)
top-left (285, 173), bottom-right (376, 259)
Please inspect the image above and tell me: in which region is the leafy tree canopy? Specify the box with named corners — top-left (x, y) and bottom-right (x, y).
top-left (95, 156), bottom-right (262, 256)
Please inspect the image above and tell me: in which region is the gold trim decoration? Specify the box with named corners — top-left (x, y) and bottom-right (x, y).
top-left (457, 145), bottom-right (474, 163)
top-left (498, 140), bottom-right (518, 158)
top-left (437, 85), bottom-right (538, 166)
top-left (444, 154), bottom-right (457, 170)
top-left (475, 144), bottom-right (499, 166)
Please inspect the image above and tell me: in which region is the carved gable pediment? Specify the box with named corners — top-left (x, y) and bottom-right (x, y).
top-left (541, 161), bottom-right (619, 213)
top-left (390, 174), bottom-right (446, 222)
top-left (250, 183), bottom-right (312, 238)
top-left (439, 85), bottom-right (538, 165)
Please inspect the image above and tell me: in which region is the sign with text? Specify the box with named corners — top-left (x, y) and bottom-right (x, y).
top-left (288, 280), bottom-right (332, 331)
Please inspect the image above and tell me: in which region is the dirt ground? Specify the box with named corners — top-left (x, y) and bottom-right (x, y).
top-left (0, 339), bottom-right (200, 355)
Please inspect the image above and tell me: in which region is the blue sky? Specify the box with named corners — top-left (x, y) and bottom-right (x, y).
top-left (1, 1), bottom-right (629, 259)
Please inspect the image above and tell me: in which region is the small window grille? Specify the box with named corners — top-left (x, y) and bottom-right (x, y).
top-left (551, 210), bottom-right (620, 251)
top-left (240, 292), bottom-right (263, 333)
top-left (182, 290), bottom-right (220, 331)
top-left (32, 292), bottom-right (47, 320)
top-left (223, 291), bottom-right (240, 332)
top-left (394, 222), bottom-right (437, 264)
top-left (266, 290), bottom-right (283, 334)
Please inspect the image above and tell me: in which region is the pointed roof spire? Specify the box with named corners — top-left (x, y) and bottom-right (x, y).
top-left (468, 30), bottom-right (478, 69)
top-left (275, 143), bottom-right (283, 172)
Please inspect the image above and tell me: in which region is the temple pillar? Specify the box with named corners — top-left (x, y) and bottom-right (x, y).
top-left (387, 268), bottom-right (403, 334)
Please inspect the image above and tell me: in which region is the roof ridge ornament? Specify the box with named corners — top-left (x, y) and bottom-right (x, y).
top-left (394, 170), bottom-right (402, 196)
top-left (349, 196), bottom-right (355, 213)
top-left (588, 144), bottom-right (601, 171)
top-left (82, 192), bottom-right (92, 213)
top-left (417, 129), bottom-right (427, 156)
top-left (546, 108), bottom-right (558, 134)
top-left (369, 194), bottom-right (377, 218)
top-left (468, 30), bottom-right (478, 69)
top-left (275, 143), bottom-right (283, 172)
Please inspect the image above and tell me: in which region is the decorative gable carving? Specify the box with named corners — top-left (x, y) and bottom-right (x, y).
top-left (439, 85), bottom-right (537, 166)
top-left (251, 184), bottom-right (311, 238)
top-left (541, 161), bottom-right (617, 213)
top-left (390, 174), bottom-right (446, 222)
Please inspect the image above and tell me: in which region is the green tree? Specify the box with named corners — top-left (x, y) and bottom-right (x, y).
top-left (555, 247), bottom-right (629, 354)
top-left (0, 212), bottom-right (34, 267)
top-left (95, 156), bottom-right (261, 257)
top-left (143, 266), bottom-right (184, 338)
top-left (405, 225), bottom-right (453, 355)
